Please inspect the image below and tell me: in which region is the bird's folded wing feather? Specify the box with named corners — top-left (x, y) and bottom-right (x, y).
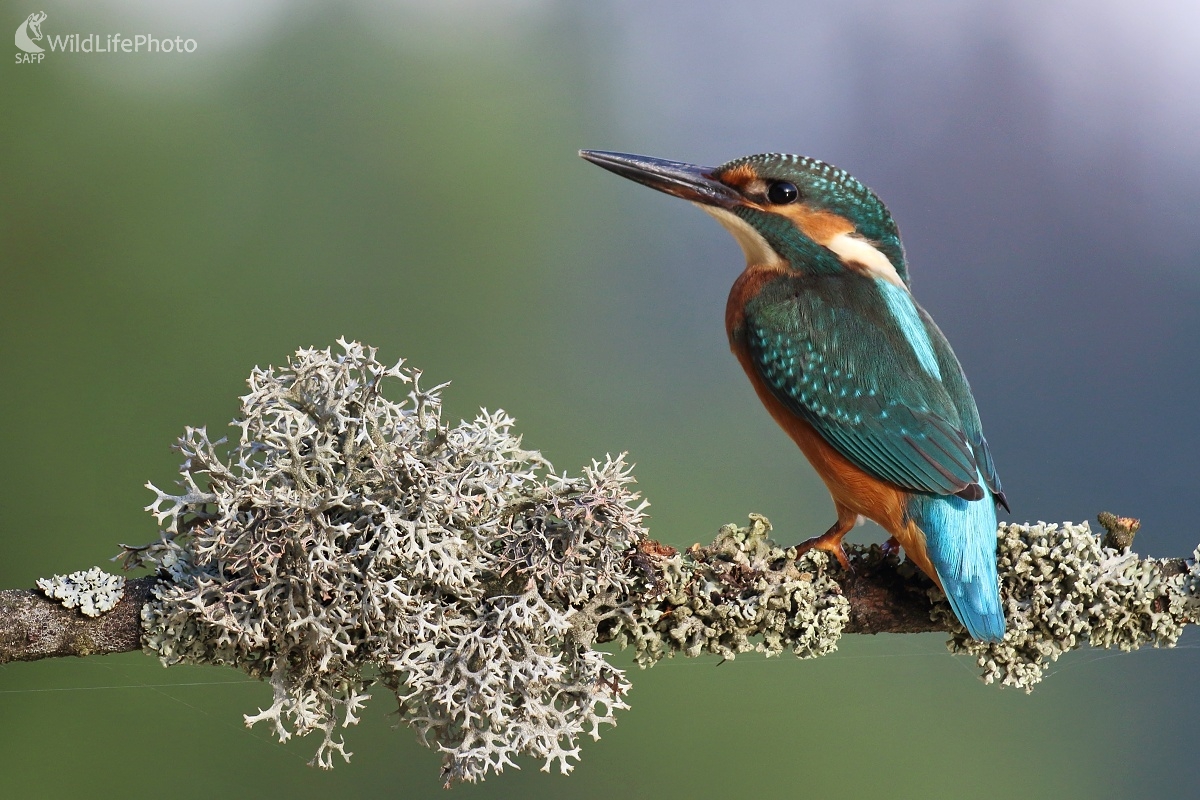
top-left (742, 276), bottom-right (983, 498)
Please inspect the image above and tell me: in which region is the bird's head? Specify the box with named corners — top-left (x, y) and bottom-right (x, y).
top-left (580, 150), bottom-right (907, 287)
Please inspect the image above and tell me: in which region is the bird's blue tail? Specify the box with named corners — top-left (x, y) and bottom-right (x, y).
top-left (909, 486), bottom-right (1005, 642)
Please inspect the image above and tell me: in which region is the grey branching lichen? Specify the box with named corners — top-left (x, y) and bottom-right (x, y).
top-left (947, 521), bottom-right (1200, 691)
top-left (127, 340), bottom-right (648, 785)
top-left (36, 567), bottom-right (125, 617)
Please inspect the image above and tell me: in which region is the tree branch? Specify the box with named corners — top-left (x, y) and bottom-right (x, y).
top-left (6, 341), bottom-right (1197, 785)
top-left (3, 513), bottom-right (1189, 665)
top-left (1, 538), bottom-right (945, 664)
top-left (0, 576), bottom-right (156, 663)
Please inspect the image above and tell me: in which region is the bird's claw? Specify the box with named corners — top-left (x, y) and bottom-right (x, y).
top-left (794, 532), bottom-right (854, 574)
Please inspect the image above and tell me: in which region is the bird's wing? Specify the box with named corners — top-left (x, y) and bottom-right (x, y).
top-left (742, 275), bottom-right (983, 498)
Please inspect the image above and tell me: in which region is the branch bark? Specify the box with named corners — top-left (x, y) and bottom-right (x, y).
top-left (0, 576), bottom-right (156, 663)
top-left (1, 514), bottom-right (1188, 665)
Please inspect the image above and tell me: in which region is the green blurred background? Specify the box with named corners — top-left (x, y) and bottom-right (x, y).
top-left (3, 2), bottom-right (1199, 797)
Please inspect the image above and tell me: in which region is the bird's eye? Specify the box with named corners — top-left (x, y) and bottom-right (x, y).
top-left (766, 180), bottom-right (799, 205)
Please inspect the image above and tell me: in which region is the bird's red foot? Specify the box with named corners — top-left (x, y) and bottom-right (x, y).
top-left (880, 536), bottom-right (901, 559)
top-left (794, 526), bottom-right (853, 573)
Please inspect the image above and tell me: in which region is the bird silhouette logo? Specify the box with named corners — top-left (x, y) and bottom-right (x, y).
top-left (15, 11), bottom-right (47, 54)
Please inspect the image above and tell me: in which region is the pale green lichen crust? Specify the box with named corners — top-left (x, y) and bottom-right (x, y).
top-left (36, 567), bottom-right (126, 617)
top-left (610, 514), bottom-right (850, 666)
top-left (128, 340), bottom-right (649, 785)
top-left (946, 521), bottom-right (1199, 691)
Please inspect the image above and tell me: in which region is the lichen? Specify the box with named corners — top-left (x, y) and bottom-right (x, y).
top-left (36, 567), bottom-right (125, 617)
top-left (127, 340), bottom-right (648, 785)
top-left (610, 514), bottom-right (850, 666)
top-left (119, 339), bottom-right (1200, 783)
top-left (946, 521), bottom-right (1199, 691)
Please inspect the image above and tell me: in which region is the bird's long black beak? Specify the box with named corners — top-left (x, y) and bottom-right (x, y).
top-left (579, 150), bottom-right (739, 209)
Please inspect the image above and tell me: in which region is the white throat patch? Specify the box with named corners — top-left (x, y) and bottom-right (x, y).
top-left (695, 204), bottom-right (786, 269)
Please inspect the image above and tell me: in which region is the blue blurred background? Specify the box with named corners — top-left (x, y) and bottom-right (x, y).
top-left (3, 1), bottom-right (1199, 797)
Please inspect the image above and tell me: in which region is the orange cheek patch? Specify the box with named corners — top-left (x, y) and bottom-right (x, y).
top-left (775, 204), bottom-right (855, 246)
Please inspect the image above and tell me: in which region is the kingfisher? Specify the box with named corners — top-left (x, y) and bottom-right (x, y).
top-left (580, 149), bottom-right (1007, 642)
